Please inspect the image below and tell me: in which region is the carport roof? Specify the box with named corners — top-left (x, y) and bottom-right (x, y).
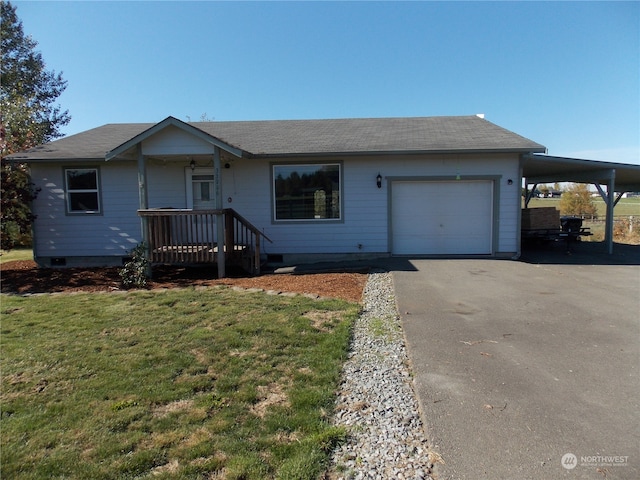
top-left (522, 154), bottom-right (640, 192)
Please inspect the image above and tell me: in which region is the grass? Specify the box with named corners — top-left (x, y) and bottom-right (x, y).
top-left (0, 286), bottom-right (360, 479)
top-left (525, 196), bottom-right (640, 217)
top-left (0, 247), bottom-right (33, 264)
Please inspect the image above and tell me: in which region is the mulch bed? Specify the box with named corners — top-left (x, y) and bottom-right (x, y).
top-left (0, 260), bottom-right (368, 303)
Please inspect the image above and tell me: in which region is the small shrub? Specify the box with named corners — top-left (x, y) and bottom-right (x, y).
top-left (614, 217), bottom-right (640, 244)
top-left (119, 243), bottom-right (150, 289)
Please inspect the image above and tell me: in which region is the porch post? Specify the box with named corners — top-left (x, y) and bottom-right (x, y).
top-left (137, 143), bottom-right (152, 275)
top-left (214, 146), bottom-right (225, 278)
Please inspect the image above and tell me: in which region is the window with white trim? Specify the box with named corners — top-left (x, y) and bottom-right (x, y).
top-left (65, 168), bottom-right (101, 214)
top-left (273, 163), bottom-right (341, 221)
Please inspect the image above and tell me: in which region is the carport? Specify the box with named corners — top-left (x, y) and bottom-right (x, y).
top-left (521, 154), bottom-right (640, 254)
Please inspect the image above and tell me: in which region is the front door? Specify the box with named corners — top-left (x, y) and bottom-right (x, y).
top-left (186, 167), bottom-right (216, 243)
top-left (187, 168), bottom-right (215, 210)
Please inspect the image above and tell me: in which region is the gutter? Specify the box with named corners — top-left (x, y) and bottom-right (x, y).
top-left (246, 146), bottom-right (548, 160)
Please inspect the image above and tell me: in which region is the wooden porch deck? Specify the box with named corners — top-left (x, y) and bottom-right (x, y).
top-left (138, 208), bottom-right (271, 276)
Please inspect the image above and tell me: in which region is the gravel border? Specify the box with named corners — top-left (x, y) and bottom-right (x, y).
top-left (327, 270), bottom-right (437, 480)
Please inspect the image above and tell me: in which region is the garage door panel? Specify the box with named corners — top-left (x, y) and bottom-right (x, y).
top-left (392, 180), bottom-right (493, 255)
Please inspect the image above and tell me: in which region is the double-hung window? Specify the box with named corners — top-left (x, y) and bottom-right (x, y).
top-left (65, 168), bottom-right (101, 214)
top-left (273, 163), bottom-right (341, 222)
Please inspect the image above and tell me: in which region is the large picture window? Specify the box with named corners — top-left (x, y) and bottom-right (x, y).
top-left (273, 163), bottom-right (341, 221)
top-left (65, 168), bottom-right (101, 214)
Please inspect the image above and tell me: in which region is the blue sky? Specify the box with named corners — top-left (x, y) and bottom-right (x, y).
top-left (12, 1), bottom-right (640, 165)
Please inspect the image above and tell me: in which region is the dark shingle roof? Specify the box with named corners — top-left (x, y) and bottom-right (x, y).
top-left (7, 115), bottom-right (546, 161)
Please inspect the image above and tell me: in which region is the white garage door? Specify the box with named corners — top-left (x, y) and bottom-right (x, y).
top-left (391, 180), bottom-right (493, 255)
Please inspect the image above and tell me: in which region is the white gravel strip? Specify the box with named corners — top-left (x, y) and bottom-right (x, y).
top-left (327, 270), bottom-right (437, 480)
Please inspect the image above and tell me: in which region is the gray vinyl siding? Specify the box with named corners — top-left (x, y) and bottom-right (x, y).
top-left (31, 161), bottom-right (192, 260)
top-left (218, 153), bottom-right (520, 256)
top-left (31, 163), bottom-right (141, 258)
top-left (29, 151), bottom-right (521, 262)
top-left (146, 161), bottom-right (189, 208)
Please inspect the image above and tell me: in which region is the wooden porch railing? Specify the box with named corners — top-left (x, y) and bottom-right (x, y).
top-left (137, 208), bottom-right (271, 275)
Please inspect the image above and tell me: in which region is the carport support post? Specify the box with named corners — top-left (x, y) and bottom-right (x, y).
top-left (524, 182), bottom-right (538, 207)
top-left (214, 146), bottom-right (225, 278)
top-left (594, 169), bottom-right (616, 255)
top-left (604, 172), bottom-right (615, 255)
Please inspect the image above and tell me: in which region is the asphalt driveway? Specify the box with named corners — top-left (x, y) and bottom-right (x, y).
top-left (391, 246), bottom-right (639, 479)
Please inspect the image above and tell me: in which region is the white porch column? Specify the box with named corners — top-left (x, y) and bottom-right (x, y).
top-left (214, 146), bottom-right (225, 278)
top-left (137, 143), bottom-right (149, 244)
top-left (604, 171), bottom-right (616, 255)
top-left (594, 169), bottom-right (616, 255)
top-left (137, 143), bottom-right (152, 275)
top-left (137, 143), bottom-right (148, 210)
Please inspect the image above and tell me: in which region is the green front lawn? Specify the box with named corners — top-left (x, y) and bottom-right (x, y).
top-left (0, 248), bottom-right (33, 264)
top-left (525, 196), bottom-right (640, 217)
top-left (1, 287), bottom-right (360, 479)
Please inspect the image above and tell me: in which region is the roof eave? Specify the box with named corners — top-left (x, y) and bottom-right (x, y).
top-left (249, 146), bottom-right (547, 159)
top-left (11, 157), bottom-right (108, 164)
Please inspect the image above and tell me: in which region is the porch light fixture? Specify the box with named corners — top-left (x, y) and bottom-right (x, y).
top-left (190, 159), bottom-right (196, 171)
top-left (376, 173), bottom-right (382, 189)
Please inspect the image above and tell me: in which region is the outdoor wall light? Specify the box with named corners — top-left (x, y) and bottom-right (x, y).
top-left (507, 178), bottom-right (513, 185)
top-left (376, 173), bottom-right (382, 189)
top-left (190, 159), bottom-right (196, 171)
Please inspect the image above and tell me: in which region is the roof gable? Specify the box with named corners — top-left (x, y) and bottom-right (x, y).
top-left (105, 116), bottom-right (244, 160)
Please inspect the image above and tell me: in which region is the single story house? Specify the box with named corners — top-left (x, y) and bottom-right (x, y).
top-left (10, 115), bottom-right (550, 273)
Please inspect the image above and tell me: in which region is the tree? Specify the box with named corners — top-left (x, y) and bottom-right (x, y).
top-left (559, 183), bottom-right (598, 218)
top-left (538, 184), bottom-right (550, 197)
top-left (1, 0), bottom-right (70, 250)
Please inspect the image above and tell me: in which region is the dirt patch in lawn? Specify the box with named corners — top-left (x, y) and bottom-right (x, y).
top-left (0, 260), bottom-right (368, 303)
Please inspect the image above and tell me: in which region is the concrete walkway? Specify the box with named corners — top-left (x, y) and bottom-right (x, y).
top-left (392, 247), bottom-right (639, 479)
